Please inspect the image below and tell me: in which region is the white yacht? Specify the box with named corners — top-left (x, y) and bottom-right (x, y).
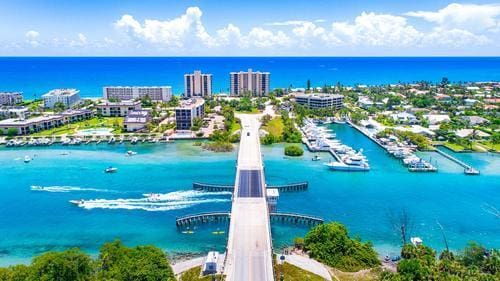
top-left (24, 155), bottom-right (31, 163)
top-left (104, 166), bottom-right (118, 173)
top-left (126, 150), bottom-right (137, 156)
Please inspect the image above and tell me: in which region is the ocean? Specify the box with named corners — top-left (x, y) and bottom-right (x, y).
top-left (0, 125), bottom-right (498, 266)
top-left (0, 57), bottom-right (499, 98)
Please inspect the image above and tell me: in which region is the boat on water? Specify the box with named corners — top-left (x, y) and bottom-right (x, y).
top-left (31, 185), bottom-right (44, 191)
top-left (104, 166), bottom-right (118, 173)
top-left (70, 199), bottom-right (85, 206)
top-left (144, 193), bottom-right (161, 202)
top-left (312, 155), bottom-right (321, 161)
top-left (324, 155), bottom-right (370, 171)
top-left (126, 150), bottom-right (138, 156)
top-left (24, 155), bottom-right (31, 163)
top-left (131, 137), bottom-right (138, 144)
top-left (108, 137), bottom-right (116, 144)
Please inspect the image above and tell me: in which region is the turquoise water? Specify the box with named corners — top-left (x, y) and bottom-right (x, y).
top-left (0, 126), bottom-right (499, 265)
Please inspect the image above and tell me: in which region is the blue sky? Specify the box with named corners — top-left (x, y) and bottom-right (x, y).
top-left (1, 0), bottom-right (499, 56)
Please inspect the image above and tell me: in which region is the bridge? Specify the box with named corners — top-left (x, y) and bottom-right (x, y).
top-left (192, 181), bottom-right (308, 192)
top-left (224, 114), bottom-right (274, 281)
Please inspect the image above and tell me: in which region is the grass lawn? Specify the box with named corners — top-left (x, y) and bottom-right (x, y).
top-left (481, 141), bottom-right (500, 152)
top-left (31, 117), bottom-right (124, 136)
top-left (263, 117), bottom-right (284, 136)
top-left (235, 108), bottom-right (261, 114)
top-left (443, 141), bottom-right (466, 152)
top-left (178, 266), bottom-right (223, 281)
top-left (229, 120), bottom-right (241, 133)
top-left (332, 268), bottom-right (380, 281)
top-left (274, 262), bottom-right (326, 281)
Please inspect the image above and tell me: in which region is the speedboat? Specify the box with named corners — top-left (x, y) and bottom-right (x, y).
top-left (144, 193), bottom-right (161, 202)
top-left (104, 166), bottom-right (118, 173)
top-left (31, 185), bottom-right (44, 191)
top-left (70, 199), bottom-right (85, 206)
top-left (131, 137), bottom-right (138, 144)
top-left (24, 155), bottom-right (31, 163)
top-left (126, 150), bottom-right (137, 156)
top-left (324, 156), bottom-right (370, 171)
top-left (108, 137), bottom-right (116, 144)
top-left (312, 155), bottom-right (321, 161)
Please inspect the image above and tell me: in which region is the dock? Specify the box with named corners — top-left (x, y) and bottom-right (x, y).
top-left (175, 212), bottom-right (323, 228)
top-left (435, 148), bottom-right (480, 175)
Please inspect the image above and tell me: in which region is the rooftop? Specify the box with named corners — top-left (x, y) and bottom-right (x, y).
top-left (42, 89), bottom-right (79, 97)
top-left (176, 98), bottom-right (205, 109)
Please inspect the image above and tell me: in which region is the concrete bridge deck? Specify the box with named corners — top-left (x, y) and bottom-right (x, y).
top-left (224, 114), bottom-right (274, 281)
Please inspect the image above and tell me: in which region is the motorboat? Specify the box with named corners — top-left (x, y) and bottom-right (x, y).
top-left (31, 185), bottom-right (44, 191)
top-left (104, 166), bottom-right (118, 173)
top-left (126, 150), bottom-right (137, 156)
top-left (144, 193), bottom-right (161, 202)
top-left (70, 199), bottom-right (85, 206)
top-left (108, 137), bottom-right (116, 144)
top-left (312, 155), bottom-right (321, 161)
top-left (24, 155), bottom-right (31, 163)
top-left (324, 161), bottom-right (370, 171)
top-left (131, 137), bottom-right (138, 144)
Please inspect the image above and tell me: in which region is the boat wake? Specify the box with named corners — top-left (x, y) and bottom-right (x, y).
top-left (31, 185), bottom-right (117, 193)
top-left (72, 190), bottom-right (231, 212)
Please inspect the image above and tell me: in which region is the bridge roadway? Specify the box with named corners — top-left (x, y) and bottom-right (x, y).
top-left (224, 114), bottom-right (274, 281)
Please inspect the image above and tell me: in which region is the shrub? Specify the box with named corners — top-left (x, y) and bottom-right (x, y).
top-left (284, 145), bottom-right (304, 156)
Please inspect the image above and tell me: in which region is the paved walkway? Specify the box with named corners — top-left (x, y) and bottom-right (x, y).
top-left (172, 257), bottom-right (204, 275)
top-left (280, 254), bottom-right (332, 281)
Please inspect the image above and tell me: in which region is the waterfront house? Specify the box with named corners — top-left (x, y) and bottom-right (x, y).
top-left (42, 89), bottom-right (81, 109)
top-left (95, 100), bottom-right (142, 117)
top-left (454, 129), bottom-right (490, 139)
top-left (123, 110), bottom-right (151, 132)
top-left (464, 98), bottom-right (479, 107)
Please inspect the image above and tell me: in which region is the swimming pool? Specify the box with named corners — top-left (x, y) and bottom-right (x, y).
top-left (75, 128), bottom-right (113, 136)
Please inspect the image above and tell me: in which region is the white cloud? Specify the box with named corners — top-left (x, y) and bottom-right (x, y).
top-left (406, 3), bottom-right (500, 32)
top-left (114, 7), bottom-right (215, 48)
top-left (330, 12), bottom-right (422, 47)
top-left (244, 28), bottom-right (292, 48)
top-left (70, 33), bottom-right (88, 47)
top-left (25, 30), bottom-right (41, 47)
top-left (423, 27), bottom-right (490, 47)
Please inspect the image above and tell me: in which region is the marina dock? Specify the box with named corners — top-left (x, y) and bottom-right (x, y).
top-left (346, 119), bottom-right (438, 172)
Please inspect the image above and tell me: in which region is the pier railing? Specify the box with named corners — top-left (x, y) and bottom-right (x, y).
top-left (192, 182), bottom-right (308, 192)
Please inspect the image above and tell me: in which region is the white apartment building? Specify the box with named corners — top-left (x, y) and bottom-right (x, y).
top-left (230, 69), bottom-right (270, 96)
top-left (103, 86), bottom-right (172, 102)
top-left (95, 100), bottom-right (142, 117)
top-left (0, 92), bottom-right (23, 106)
top-left (184, 70), bottom-right (212, 97)
top-left (295, 93), bottom-right (344, 110)
top-left (42, 89), bottom-right (81, 109)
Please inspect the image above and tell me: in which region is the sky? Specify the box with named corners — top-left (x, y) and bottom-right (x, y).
top-left (0, 0), bottom-right (499, 56)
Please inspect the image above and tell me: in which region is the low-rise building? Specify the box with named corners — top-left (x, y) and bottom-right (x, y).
top-left (42, 89), bottom-right (80, 109)
top-left (123, 110), bottom-right (151, 132)
top-left (175, 98), bottom-right (205, 131)
top-left (462, 116), bottom-right (490, 126)
top-left (0, 109), bottom-right (92, 135)
top-left (0, 107), bottom-right (30, 119)
top-left (95, 100), bottom-right (142, 117)
top-left (0, 92), bottom-right (23, 106)
top-left (423, 114), bottom-right (451, 125)
top-left (295, 93), bottom-right (343, 109)
top-left (391, 112), bottom-right (419, 124)
top-left (103, 86), bottom-right (172, 102)
top-left (454, 129), bottom-right (490, 139)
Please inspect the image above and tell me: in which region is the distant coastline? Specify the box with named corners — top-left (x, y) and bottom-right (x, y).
top-left (1, 57), bottom-right (499, 98)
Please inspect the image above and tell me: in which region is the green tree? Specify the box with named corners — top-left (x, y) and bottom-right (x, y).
top-left (53, 102), bottom-right (67, 112)
top-left (7, 128), bottom-right (18, 137)
top-left (30, 248), bottom-right (93, 281)
top-left (304, 222), bottom-right (379, 272)
top-left (284, 145), bottom-right (304, 156)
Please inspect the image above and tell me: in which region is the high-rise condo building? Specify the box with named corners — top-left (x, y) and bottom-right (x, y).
top-left (230, 69), bottom-right (270, 96)
top-left (184, 70), bottom-right (213, 97)
top-left (103, 86), bottom-right (172, 102)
